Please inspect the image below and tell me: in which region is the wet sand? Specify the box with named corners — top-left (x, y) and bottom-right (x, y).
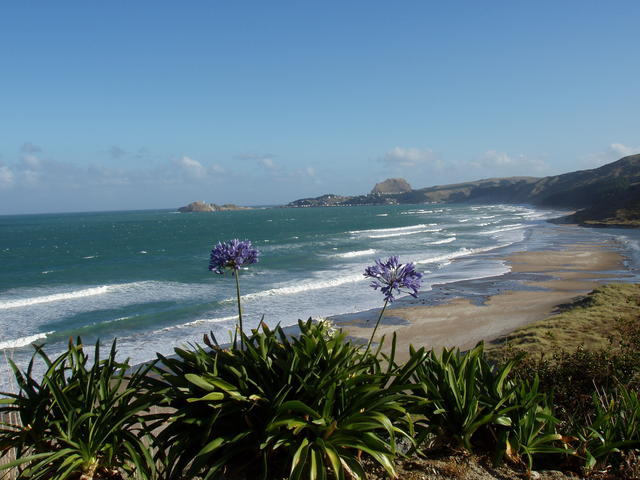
top-left (335, 240), bottom-right (628, 362)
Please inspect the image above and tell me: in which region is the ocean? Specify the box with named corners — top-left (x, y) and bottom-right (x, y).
top-left (2, 204), bottom-right (639, 380)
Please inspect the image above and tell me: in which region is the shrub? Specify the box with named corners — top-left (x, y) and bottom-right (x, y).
top-left (407, 343), bottom-right (569, 472)
top-left (575, 384), bottom-right (640, 472)
top-left (494, 377), bottom-right (566, 472)
top-left (149, 319), bottom-right (413, 480)
top-left (499, 310), bottom-right (640, 427)
top-left (0, 339), bottom-right (156, 480)
top-left (407, 343), bottom-right (516, 452)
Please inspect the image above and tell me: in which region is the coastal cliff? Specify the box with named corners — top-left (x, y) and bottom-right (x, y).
top-left (287, 155), bottom-right (640, 226)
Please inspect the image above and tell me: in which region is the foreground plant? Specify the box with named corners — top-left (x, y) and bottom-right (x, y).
top-left (363, 256), bottom-right (422, 355)
top-left (408, 344), bottom-right (514, 452)
top-left (495, 377), bottom-right (566, 472)
top-left (150, 319), bottom-right (412, 479)
top-left (209, 238), bottom-right (259, 349)
top-left (407, 343), bottom-right (571, 472)
top-left (0, 339), bottom-right (156, 480)
top-left (576, 384), bottom-right (640, 471)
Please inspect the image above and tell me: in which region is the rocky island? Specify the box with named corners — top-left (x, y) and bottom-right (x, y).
top-left (177, 201), bottom-right (251, 213)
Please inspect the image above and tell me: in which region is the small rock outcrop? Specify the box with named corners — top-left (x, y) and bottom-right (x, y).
top-left (371, 178), bottom-right (412, 195)
top-left (178, 201), bottom-right (250, 213)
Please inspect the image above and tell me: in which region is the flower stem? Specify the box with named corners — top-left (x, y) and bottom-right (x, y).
top-left (364, 298), bottom-right (389, 357)
top-left (234, 271), bottom-right (243, 349)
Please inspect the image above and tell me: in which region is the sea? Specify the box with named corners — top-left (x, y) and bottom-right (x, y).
top-left (2, 204), bottom-right (640, 382)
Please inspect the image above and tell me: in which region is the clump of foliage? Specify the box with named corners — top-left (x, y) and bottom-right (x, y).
top-left (575, 384), bottom-right (640, 472)
top-left (149, 319), bottom-right (414, 480)
top-left (0, 339), bottom-right (156, 480)
top-left (493, 289), bottom-right (640, 474)
top-left (406, 343), bottom-right (567, 472)
top-left (502, 313), bottom-right (640, 427)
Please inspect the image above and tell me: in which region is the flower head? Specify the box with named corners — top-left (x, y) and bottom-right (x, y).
top-left (364, 256), bottom-right (422, 302)
top-left (209, 239), bottom-right (259, 274)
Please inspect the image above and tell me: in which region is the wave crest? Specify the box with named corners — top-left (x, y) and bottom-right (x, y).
top-left (0, 286), bottom-right (111, 310)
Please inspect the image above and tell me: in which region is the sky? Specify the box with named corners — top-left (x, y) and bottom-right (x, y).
top-left (0, 1), bottom-right (638, 214)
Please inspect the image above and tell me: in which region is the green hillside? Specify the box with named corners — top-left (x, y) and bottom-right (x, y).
top-left (287, 154), bottom-right (640, 227)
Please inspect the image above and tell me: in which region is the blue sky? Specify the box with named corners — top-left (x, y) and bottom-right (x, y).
top-left (0, 1), bottom-right (638, 214)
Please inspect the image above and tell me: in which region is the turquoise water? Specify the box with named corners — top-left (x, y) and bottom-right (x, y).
top-left (1, 203), bottom-right (638, 377)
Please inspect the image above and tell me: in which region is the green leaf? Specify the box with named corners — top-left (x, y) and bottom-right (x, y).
top-left (187, 391), bottom-right (225, 402)
top-left (184, 373), bottom-right (217, 391)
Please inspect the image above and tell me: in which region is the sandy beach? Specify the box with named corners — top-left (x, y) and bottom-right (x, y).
top-left (335, 227), bottom-right (632, 361)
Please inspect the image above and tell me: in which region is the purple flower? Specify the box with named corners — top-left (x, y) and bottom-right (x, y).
top-left (209, 239), bottom-right (259, 275)
top-left (364, 256), bottom-right (423, 303)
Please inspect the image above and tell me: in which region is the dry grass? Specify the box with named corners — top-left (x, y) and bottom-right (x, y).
top-left (486, 283), bottom-right (640, 359)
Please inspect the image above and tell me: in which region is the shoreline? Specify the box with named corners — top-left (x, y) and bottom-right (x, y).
top-left (331, 225), bottom-right (633, 361)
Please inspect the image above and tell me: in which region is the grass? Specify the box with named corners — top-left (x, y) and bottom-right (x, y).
top-left (486, 283), bottom-right (640, 359)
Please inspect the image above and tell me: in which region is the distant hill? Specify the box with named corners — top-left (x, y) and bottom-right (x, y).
top-left (286, 154), bottom-right (640, 227)
top-left (371, 178), bottom-right (412, 195)
top-left (555, 182), bottom-right (640, 227)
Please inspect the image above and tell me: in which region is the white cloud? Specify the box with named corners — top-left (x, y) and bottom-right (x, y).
top-left (381, 147), bottom-right (443, 169)
top-left (258, 157), bottom-right (277, 169)
top-left (580, 143), bottom-right (640, 168)
top-left (234, 153), bottom-right (280, 171)
top-left (20, 154), bottom-right (42, 169)
top-left (176, 156), bottom-right (208, 179)
top-left (470, 150), bottom-right (550, 174)
top-left (0, 166), bottom-right (14, 188)
top-left (474, 150), bottom-right (516, 167)
top-left (610, 143), bottom-right (638, 157)
top-left (0, 153), bottom-right (229, 192)
top-left (210, 163), bottom-right (225, 174)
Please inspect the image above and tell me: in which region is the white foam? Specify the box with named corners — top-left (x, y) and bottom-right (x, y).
top-left (415, 244), bottom-right (511, 266)
top-left (0, 286), bottom-right (111, 310)
top-left (478, 224), bottom-right (524, 235)
top-left (400, 209), bottom-right (433, 215)
top-left (82, 255), bottom-right (97, 259)
top-left (154, 315), bottom-right (238, 334)
top-left (415, 249), bottom-right (474, 265)
top-left (367, 228), bottom-right (441, 239)
top-left (0, 331), bottom-right (53, 350)
top-left (427, 236), bottom-right (457, 245)
top-left (349, 224), bottom-right (430, 235)
top-left (332, 249), bottom-right (377, 258)
top-left (242, 273), bottom-right (364, 301)
top-left (376, 214), bottom-right (388, 217)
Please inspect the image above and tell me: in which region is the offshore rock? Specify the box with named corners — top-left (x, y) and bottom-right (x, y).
top-left (177, 201), bottom-right (251, 213)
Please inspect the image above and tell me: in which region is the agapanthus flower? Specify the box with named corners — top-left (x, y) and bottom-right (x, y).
top-left (209, 239), bottom-right (259, 275)
top-left (364, 256), bottom-right (422, 303)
